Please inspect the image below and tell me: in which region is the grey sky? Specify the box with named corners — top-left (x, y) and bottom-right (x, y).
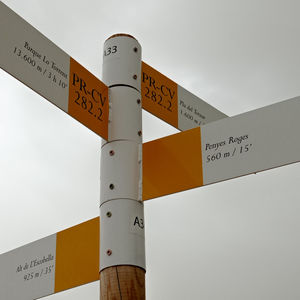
top-left (1, 0), bottom-right (300, 299)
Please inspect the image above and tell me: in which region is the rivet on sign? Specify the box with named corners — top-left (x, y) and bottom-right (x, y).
top-left (133, 74), bottom-right (137, 80)
top-left (106, 211), bottom-right (112, 218)
top-left (109, 183), bottom-right (115, 190)
top-left (109, 150), bottom-right (115, 156)
top-left (138, 130), bottom-right (142, 137)
top-left (137, 99), bottom-right (141, 104)
top-left (106, 249), bottom-right (112, 256)
top-left (133, 47), bottom-right (138, 53)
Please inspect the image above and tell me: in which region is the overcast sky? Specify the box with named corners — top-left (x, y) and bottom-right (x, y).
top-left (1, 0), bottom-right (300, 299)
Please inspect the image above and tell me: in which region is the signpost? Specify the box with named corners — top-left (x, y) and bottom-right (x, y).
top-left (100, 34), bottom-right (145, 300)
top-left (1, 2), bottom-right (300, 300)
top-left (0, 218), bottom-right (99, 300)
top-left (0, 2), bottom-right (109, 140)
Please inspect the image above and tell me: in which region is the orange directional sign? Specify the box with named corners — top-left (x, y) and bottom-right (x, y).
top-left (141, 62), bottom-right (227, 130)
top-left (0, 217), bottom-right (99, 300)
top-left (142, 96), bottom-right (300, 200)
top-left (0, 2), bottom-right (109, 139)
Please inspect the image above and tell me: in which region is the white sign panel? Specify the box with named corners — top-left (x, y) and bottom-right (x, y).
top-left (177, 85), bottom-right (227, 131)
top-left (0, 235), bottom-right (56, 300)
top-left (0, 2), bottom-right (69, 112)
top-left (201, 96), bottom-right (300, 185)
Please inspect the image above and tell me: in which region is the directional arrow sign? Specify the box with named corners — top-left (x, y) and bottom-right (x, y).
top-left (0, 217), bottom-right (99, 300)
top-left (0, 2), bottom-right (109, 139)
top-left (142, 96), bottom-right (300, 200)
top-left (141, 61), bottom-right (227, 130)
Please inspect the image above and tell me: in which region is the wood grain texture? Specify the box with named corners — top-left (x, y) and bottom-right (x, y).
top-left (100, 266), bottom-right (145, 300)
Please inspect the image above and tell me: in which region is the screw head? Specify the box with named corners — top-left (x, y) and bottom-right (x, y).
top-left (133, 47), bottom-right (138, 53)
top-left (106, 249), bottom-right (112, 256)
top-left (109, 150), bottom-right (115, 156)
top-left (133, 74), bottom-right (137, 80)
top-left (106, 211), bottom-right (112, 218)
top-left (109, 183), bottom-right (115, 190)
top-left (138, 130), bottom-right (142, 137)
top-left (137, 99), bottom-right (141, 104)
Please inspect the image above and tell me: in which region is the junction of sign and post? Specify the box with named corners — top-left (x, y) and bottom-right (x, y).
top-left (1, 2), bottom-right (300, 300)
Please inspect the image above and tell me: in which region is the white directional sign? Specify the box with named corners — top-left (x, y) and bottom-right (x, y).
top-left (0, 234), bottom-right (56, 300)
top-left (0, 2), bottom-right (109, 139)
top-left (0, 217), bottom-right (99, 300)
top-left (143, 96), bottom-right (300, 200)
top-left (141, 62), bottom-right (227, 130)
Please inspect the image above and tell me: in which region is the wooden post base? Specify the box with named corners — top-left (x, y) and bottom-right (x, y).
top-left (100, 266), bottom-right (145, 300)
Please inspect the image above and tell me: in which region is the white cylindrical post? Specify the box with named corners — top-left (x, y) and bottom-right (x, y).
top-left (100, 34), bottom-right (145, 299)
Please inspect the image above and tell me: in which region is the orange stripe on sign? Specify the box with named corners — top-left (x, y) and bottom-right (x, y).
top-left (141, 62), bottom-right (178, 128)
top-left (143, 127), bottom-right (203, 200)
top-left (68, 58), bottom-right (109, 140)
top-left (55, 217), bottom-right (100, 293)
